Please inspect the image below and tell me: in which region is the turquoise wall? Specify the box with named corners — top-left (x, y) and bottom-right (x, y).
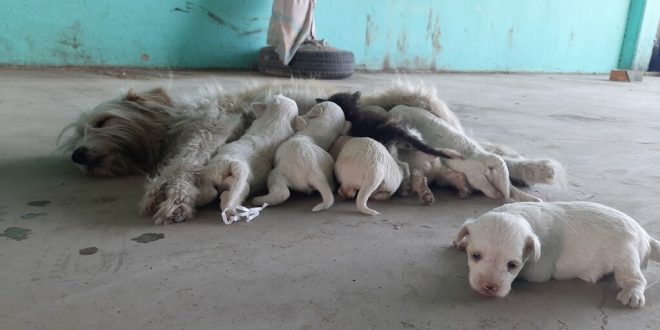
top-left (0, 0), bottom-right (647, 72)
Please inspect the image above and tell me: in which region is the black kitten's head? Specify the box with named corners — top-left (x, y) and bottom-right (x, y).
top-left (316, 91), bottom-right (361, 118)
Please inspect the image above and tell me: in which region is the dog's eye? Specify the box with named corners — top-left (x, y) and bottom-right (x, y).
top-left (507, 261), bottom-right (518, 270)
top-left (471, 252), bottom-right (481, 261)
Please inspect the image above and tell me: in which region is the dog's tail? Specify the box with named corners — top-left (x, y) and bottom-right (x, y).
top-left (355, 169), bottom-right (383, 215)
top-left (649, 237), bottom-right (660, 262)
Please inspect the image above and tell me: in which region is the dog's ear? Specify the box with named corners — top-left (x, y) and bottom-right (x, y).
top-left (307, 104), bottom-right (325, 118)
top-left (250, 102), bottom-right (267, 118)
top-left (293, 116), bottom-right (307, 131)
top-left (523, 234), bottom-right (541, 263)
top-left (453, 219), bottom-right (474, 250)
top-left (342, 122), bottom-right (352, 135)
top-left (315, 98), bottom-right (327, 104)
top-left (352, 91), bottom-right (361, 100)
top-left (126, 88), bottom-right (172, 106)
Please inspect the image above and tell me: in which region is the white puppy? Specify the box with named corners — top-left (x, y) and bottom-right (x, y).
top-left (329, 137), bottom-right (404, 215)
top-left (202, 95), bottom-right (301, 218)
top-left (453, 201), bottom-right (660, 308)
top-left (251, 101), bottom-right (350, 211)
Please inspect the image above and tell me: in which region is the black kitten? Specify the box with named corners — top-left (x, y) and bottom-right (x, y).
top-left (317, 92), bottom-right (460, 159)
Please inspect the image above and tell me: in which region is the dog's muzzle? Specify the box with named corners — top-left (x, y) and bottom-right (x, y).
top-left (71, 147), bottom-right (90, 165)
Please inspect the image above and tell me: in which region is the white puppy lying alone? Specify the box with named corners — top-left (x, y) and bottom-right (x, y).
top-left (252, 101), bottom-right (349, 211)
top-left (454, 201), bottom-right (660, 308)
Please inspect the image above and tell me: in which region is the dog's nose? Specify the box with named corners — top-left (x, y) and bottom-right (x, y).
top-left (481, 282), bottom-right (498, 294)
top-left (71, 147), bottom-right (90, 165)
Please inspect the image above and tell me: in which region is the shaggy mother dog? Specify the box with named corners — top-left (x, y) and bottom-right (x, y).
top-left (59, 80), bottom-right (562, 224)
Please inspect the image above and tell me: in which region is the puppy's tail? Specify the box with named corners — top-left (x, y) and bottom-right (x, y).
top-left (355, 170), bottom-right (383, 215)
top-left (649, 237), bottom-right (660, 262)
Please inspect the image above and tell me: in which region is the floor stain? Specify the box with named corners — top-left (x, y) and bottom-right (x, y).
top-left (20, 212), bottom-right (48, 219)
top-left (79, 247), bottom-right (99, 255)
top-left (1, 227), bottom-right (32, 241)
top-left (27, 200), bottom-right (52, 207)
top-left (93, 196), bottom-right (118, 203)
top-left (131, 233), bottom-right (165, 243)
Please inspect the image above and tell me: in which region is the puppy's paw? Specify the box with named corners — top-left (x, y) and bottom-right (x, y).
top-left (419, 189), bottom-right (434, 205)
top-left (516, 159), bottom-right (562, 186)
top-left (457, 188), bottom-right (472, 199)
top-left (617, 288), bottom-right (646, 308)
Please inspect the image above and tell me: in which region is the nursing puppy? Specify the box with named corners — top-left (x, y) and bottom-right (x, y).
top-left (329, 137), bottom-right (404, 215)
top-left (202, 95), bottom-right (301, 218)
top-left (251, 101), bottom-right (350, 211)
top-left (454, 201), bottom-right (660, 308)
top-left (317, 91), bottom-right (462, 160)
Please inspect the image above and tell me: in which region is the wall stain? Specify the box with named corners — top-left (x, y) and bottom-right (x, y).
top-left (1, 227), bottom-right (31, 241)
top-left (239, 29), bottom-right (264, 37)
top-left (365, 14), bottom-right (375, 47)
top-left (172, 7), bottom-right (190, 13)
top-left (58, 21), bottom-right (82, 49)
top-left (382, 54), bottom-right (392, 72)
top-left (79, 247), bottom-right (99, 255)
top-left (427, 9), bottom-right (442, 56)
top-left (397, 31), bottom-right (408, 54)
top-left (199, 5), bottom-right (241, 33)
top-left (20, 212), bottom-right (47, 219)
top-left (131, 233), bottom-right (165, 244)
top-left (507, 26), bottom-right (515, 48)
top-left (141, 54), bottom-right (150, 61)
top-left (27, 200), bottom-right (51, 207)
top-left (569, 31), bottom-right (575, 46)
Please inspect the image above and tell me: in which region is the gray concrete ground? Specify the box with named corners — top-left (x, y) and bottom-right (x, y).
top-left (1, 68), bottom-right (659, 329)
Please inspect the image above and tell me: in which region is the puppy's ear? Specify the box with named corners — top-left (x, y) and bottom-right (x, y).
top-left (307, 105), bottom-right (325, 118)
top-left (251, 102), bottom-right (267, 118)
top-left (352, 91), bottom-right (361, 100)
top-left (453, 219), bottom-right (474, 250)
top-left (523, 234), bottom-right (541, 263)
top-left (342, 122), bottom-right (352, 135)
top-left (315, 98), bottom-right (327, 104)
top-left (126, 88), bottom-right (172, 106)
top-left (293, 116), bottom-right (307, 131)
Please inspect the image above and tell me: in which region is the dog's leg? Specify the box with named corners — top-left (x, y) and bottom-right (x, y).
top-left (141, 178), bottom-right (169, 215)
top-left (614, 253), bottom-right (647, 308)
top-left (505, 158), bottom-right (563, 187)
top-left (411, 171), bottom-right (434, 205)
top-left (435, 166), bottom-right (471, 198)
top-left (309, 175), bottom-right (335, 212)
top-left (252, 169), bottom-right (291, 207)
top-left (509, 186), bottom-right (542, 203)
top-left (153, 171), bottom-right (197, 225)
top-left (220, 161), bottom-right (251, 216)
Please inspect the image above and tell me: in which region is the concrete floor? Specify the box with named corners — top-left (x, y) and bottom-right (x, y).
top-left (1, 69), bottom-right (659, 329)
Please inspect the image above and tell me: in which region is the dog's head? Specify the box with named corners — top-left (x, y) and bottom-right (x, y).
top-left (58, 88), bottom-right (173, 177)
top-left (316, 91), bottom-right (361, 119)
top-left (453, 212), bottom-right (541, 297)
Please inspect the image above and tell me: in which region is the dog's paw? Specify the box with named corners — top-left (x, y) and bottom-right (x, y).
top-left (517, 159), bottom-right (562, 186)
top-left (153, 195), bottom-right (194, 225)
top-left (457, 188), bottom-right (472, 199)
top-left (141, 183), bottom-right (169, 216)
top-left (419, 189), bottom-right (434, 205)
top-left (617, 288), bottom-right (646, 308)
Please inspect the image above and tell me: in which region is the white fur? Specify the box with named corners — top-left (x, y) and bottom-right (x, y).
top-left (202, 95), bottom-right (301, 218)
top-left (454, 201), bottom-right (660, 308)
top-left (390, 104), bottom-right (546, 202)
top-left (252, 101), bottom-right (350, 211)
top-left (330, 137), bottom-right (404, 215)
